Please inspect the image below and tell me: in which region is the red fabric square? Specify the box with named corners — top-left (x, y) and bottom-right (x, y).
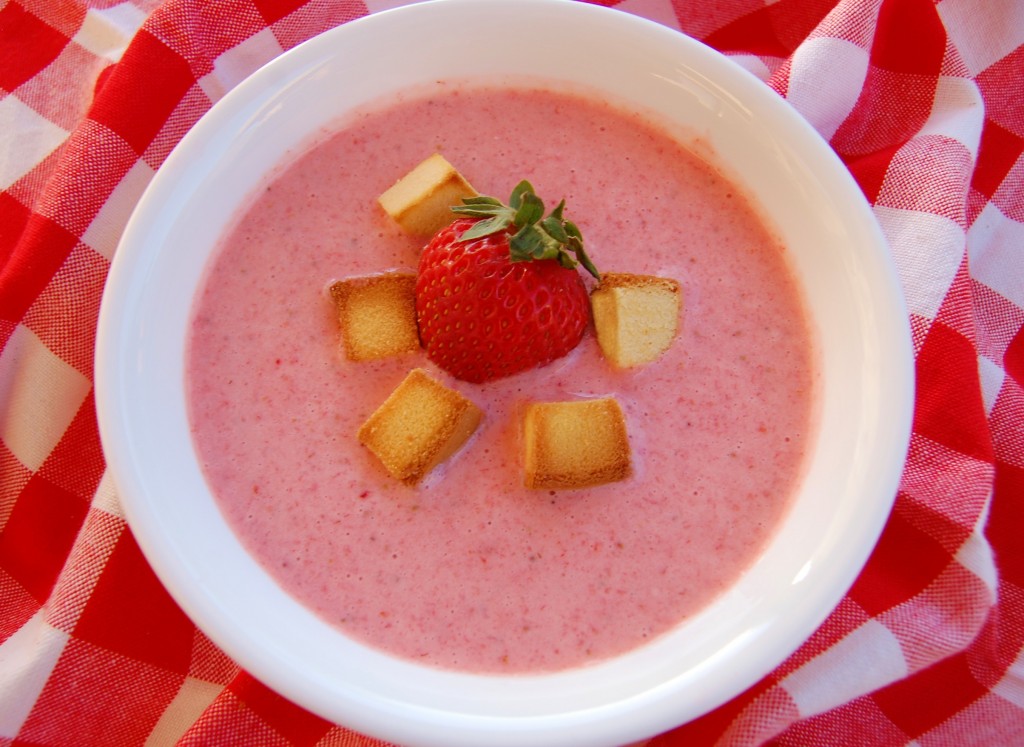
top-left (0, 318), bottom-right (15, 349)
top-left (0, 213), bottom-right (78, 324)
top-left (228, 673), bottom-right (333, 743)
top-left (985, 460), bottom-right (1024, 588)
top-left (842, 142), bottom-right (901, 204)
top-left (72, 530), bottom-right (195, 674)
top-left (673, 0), bottom-right (765, 43)
top-left (17, 636), bottom-right (183, 745)
top-left (972, 120), bottom-right (1024, 203)
top-left (704, 0), bottom-right (834, 58)
top-left (870, 0), bottom-right (945, 75)
top-left (252, 0), bottom-right (309, 25)
top-left (871, 652), bottom-right (987, 738)
top-left (828, 0), bottom-right (944, 161)
top-left (0, 192), bottom-right (31, 270)
top-left (0, 2), bottom-right (70, 91)
top-left (848, 503), bottom-right (952, 617)
top-left (832, 67), bottom-right (939, 157)
top-left (93, 62), bottom-right (116, 99)
top-left (11, 0), bottom-right (85, 38)
top-left (0, 474), bottom-right (88, 603)
top-left (1006, 322), bottom-right (1024, 389)
top-left (37, 392), bottom-right (105, 501)
top-left (913, 320), bottom-right (994, 463)
top-left (88, 29), bottom-right (197, 155)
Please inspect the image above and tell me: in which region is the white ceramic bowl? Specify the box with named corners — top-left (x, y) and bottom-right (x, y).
top-left (95, 1), bottom-right (914, 745)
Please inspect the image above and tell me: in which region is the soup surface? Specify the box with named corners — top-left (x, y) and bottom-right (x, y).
top-left (187, 82), bottom-right (818, 673)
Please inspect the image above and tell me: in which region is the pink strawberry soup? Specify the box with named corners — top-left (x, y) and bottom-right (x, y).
top-left (186, 82), bottom-right (819, 674)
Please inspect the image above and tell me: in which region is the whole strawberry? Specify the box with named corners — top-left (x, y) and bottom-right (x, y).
top-left (415, 181), bottom-right (600, 383)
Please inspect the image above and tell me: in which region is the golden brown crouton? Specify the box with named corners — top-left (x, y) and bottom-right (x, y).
top-left (329, 273), bottom-right (419, 362)
top-left (377, 153), bottom-right (478, 236)
top-left (358, 368), bottom-right (482, 485)
top-left (523, 398), bottom-right (631, 490)
top-left (590, 273), bottom-right (682, 368)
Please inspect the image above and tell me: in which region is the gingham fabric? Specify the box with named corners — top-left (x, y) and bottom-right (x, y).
top-left (1, 0), bottom-right (1022, 744)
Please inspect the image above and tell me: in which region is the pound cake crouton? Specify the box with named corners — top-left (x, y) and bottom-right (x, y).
top-left (523, 398), bottom-right (631, 490)
top-left (358, 368), bottom-right (483, 485)
top-left (378, 153), bottom-right (478, 236)
top-left (330, 273), bottom-right (419, 362)
top-left (590, 273), bottom-right (682, 368)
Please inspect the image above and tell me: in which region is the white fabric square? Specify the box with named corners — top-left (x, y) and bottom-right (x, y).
top-left (954, 515), bottom-right (997, 597)
top-left (978, 354), bottom-right (1006, 416)
top-left (0, 610), bottom-right (71, 738)
top-left (938, 0), bottom-right (1024, 77)
top-left (874, 206), bottom-right (966, 321)
top-left (82, 159), bottom-right (155, 261)
top-left (781, 618), bottom-right (908, 718)
top-left (72, 2), bottom-right (148, 63)
top-left (197, 28), bottom-right (285, 104)
top-left (786, 37), bottom-right (869, 141)
top-left (916, 76), bottom-right (984, 159)
top-left (144, 676), bottom-right (223, 746)
top-left (967, 201), bottom-right (1024, 309)
top-left (0, 325), bottom-right (92, 472)
top-left (91, 469), bottom-right (125, 518)
top-left (0, 96), bottom-right (69, 191)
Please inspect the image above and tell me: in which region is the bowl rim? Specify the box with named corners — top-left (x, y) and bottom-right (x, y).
top-left (95, 1), bottom-right (915, 745)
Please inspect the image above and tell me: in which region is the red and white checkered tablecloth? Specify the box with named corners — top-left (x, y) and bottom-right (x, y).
top-left (2, 0), bottom-right (1022, 744)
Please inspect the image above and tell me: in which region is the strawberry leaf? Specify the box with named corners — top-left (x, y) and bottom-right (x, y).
top-left (458, 214), bottom-right (512, 240)
top-left (451, 181), bottom-right (600, 279)
top-left (514, 191), bottom-right (545, 227)
top-left (460, 195), bottom-right (504, 207)
top-left (509, 180), bottom-right (533, 210)
top-left (542, 215), bottom-right (568, 243)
